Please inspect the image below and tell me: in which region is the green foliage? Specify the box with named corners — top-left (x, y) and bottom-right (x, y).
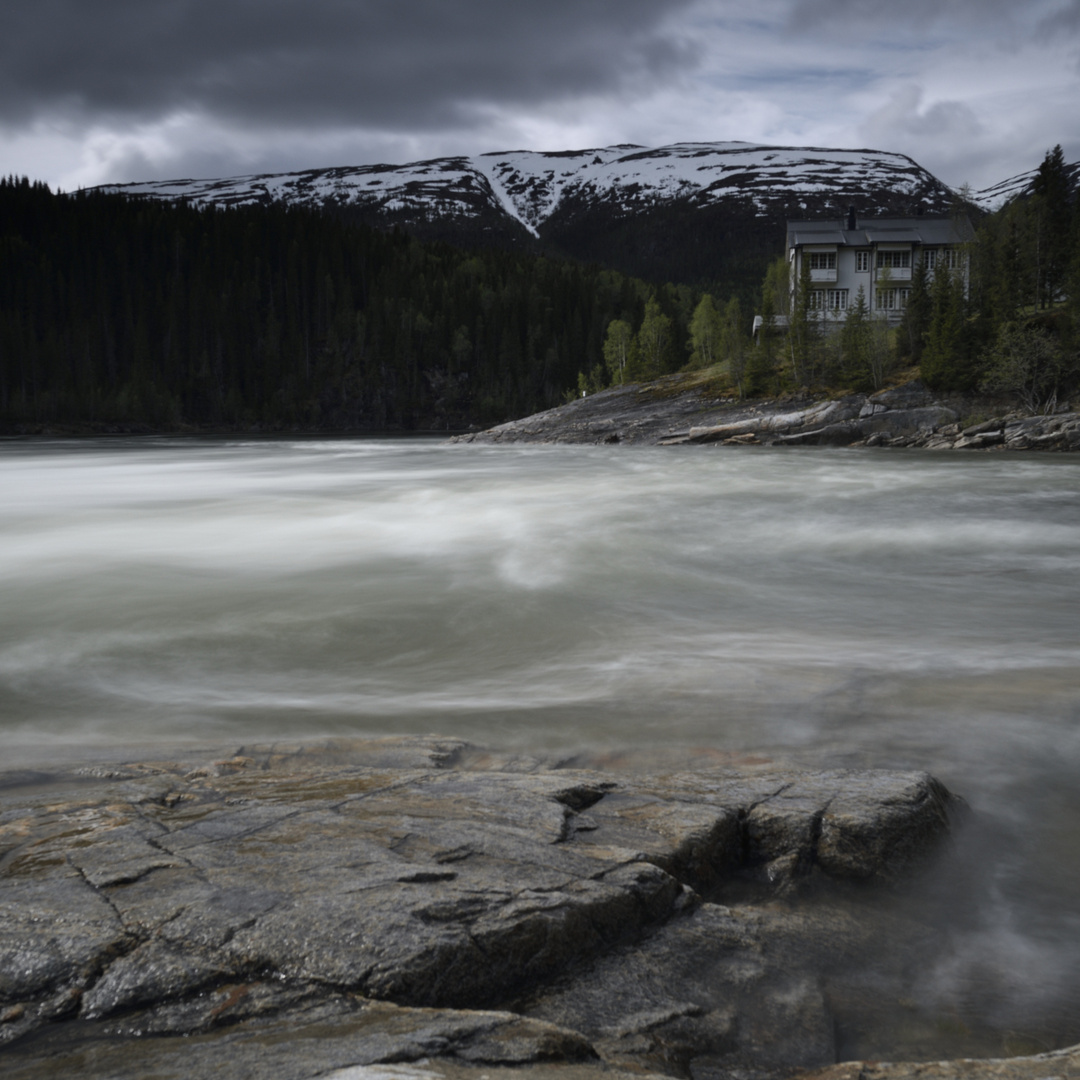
top-left (686, 293), bottom-right (722, 369)
top-left (1031, 144), bottom-right (1073, 310)
top-left (761, 256), bottom-right (790, 320)
top-left (602, 318), bottom-right (635, 384)
top-left (835, 287), bottom-right (893, 391)
top-left (980, 323), bottom-right (1073, 413)
top-left (788, 254), bottom-right (815, 387)
top-left (629, 298), bottom-right (674, 381)
top-left (920, 266), bottom-right (976, 391)
top-left (839, 286), bottom-right (869, 383)
top-left (897, 262), bottom-right (931, 364)
top-left (743, 256), bottom-right (788, 396)
top-left (719, 297), bottom-right (748, 398)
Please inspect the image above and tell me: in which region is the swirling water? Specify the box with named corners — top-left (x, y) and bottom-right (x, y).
top-left (2, 436), bottom-right (1079, 1045)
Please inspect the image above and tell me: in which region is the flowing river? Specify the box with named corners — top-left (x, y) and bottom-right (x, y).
top-left (2, 437), bottom-right (1079, 1047)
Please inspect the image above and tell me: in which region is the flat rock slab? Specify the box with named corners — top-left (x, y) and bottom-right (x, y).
top-left (0, 998), bottom-right (603, 1080)
top-left (0, 735), bottom-right (997, 1077)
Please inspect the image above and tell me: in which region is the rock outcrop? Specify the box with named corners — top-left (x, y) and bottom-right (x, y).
top-left (452, 377), bottom-right (1079, 451)
top-left (0, 738), bottom-right (1073, 1079)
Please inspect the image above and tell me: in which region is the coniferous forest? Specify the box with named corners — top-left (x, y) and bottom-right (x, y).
top-left (0, 178), bottom-right (693, 432)
top-left (1, 145), bottom-right (1078, 433)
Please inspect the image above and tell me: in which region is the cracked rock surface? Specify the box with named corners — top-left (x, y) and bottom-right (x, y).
top-left (0, 735), bottom-right (1058, 1079)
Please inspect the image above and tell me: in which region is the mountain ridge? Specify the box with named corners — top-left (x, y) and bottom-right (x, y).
top-left (96, 140), bottom-right (968, 296)
top-left (97, 140), bottom-right (958, 235)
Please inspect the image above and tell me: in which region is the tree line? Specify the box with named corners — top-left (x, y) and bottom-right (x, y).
top-left (2, 146), bottom-right (1077, 433)
top-left (0, 178), bottom-right (699, 432)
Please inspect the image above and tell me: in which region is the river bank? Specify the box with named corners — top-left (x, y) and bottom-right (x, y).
top-left (451, 375), bottom-right (1079, 451)
top-left (4, 736), bottom-right (1078, 1080)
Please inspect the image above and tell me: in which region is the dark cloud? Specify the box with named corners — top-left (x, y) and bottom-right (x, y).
top-left (1038, 0), bottom-right (1080, 36)
top-left (1, 0), bottom-right (701, 131)
top-left (861, 85), bottom-right (984, 141)
top-left (785, 0), bottom-right (1049, 35)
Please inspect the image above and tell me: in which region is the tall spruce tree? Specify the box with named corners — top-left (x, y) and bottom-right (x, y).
top-left (1031, 144), bottom-right (1073, 309)
top-left (920, 266), bottom-right (972, 390)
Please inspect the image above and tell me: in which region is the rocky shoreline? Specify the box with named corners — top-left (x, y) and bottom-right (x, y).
top-left (452, 377), bottom-right (1079, 451)
top-left (2, 737), bottom-right (1078, 1079)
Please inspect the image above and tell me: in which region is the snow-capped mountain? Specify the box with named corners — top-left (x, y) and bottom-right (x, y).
top-left (97, 142), bottom-right (963, 288)
top-left (973, 158), bottom-right (1080, 209)
top-left (99, 141), bottom-right (954, 238)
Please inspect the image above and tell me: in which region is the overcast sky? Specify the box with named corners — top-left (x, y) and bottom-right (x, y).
top-left (3, 0), bottom-right (1078, 193)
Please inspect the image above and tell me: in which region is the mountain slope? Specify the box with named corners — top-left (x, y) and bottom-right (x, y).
top-left (974, 157), bottom-right (1080, 209)
top-left (98, 141), bottom-right (960, 294)
top-left (101, 141), bottom-right (954, 231)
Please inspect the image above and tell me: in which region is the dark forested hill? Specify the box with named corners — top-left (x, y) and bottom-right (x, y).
top-left (0, 178), bottom-right (679, 433)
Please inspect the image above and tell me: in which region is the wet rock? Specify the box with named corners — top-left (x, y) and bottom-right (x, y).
top-left (454, 370), bottom-right (1077, 454)
top-left (775, 421), bottom-right (864, 446)
top-left (0, 998), bottom-right (600, 1080)
top-left (522, 903), bottom-right (841, 1077)
top-left (523, 893), bottom-right (1022, 1079)
top-left (0, 741), bottom-right (961, 1056)
top-left (861, 406), bottom-right (959, 439)
top-left (0, 737), bottom-right (979, 1079)
top-left (960, 418), bottom-right (1005, 437)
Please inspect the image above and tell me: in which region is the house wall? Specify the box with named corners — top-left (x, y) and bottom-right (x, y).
top-left (788, 235), bottom-right (967, 326)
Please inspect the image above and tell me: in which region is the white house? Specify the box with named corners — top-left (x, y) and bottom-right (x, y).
top-left (785, 209), bottom-right (975, 325)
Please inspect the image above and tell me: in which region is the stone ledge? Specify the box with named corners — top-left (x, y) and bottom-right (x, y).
top-left (4, 736), bottom-right (1065, 1080)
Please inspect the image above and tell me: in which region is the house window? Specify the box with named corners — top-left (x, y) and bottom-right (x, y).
top-left (923, 248), bottom-right (937, 270)
top-left (941, 248), bottom-right (962, 270)
top-left (809, 290), bottom-right (848, 312)
top-left (876, 250), bottom-right (911, 269)
top-left (855, 251), bottom-right (870, 272)
top-left (876, 288), bottom-right (911, 310)
top-left (808, 252), bottom-right (837, 270)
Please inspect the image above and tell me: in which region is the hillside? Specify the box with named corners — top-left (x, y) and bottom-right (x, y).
top-left (0, 179), bottom-right (657, 434)
top-left (98, 141), bottom-right (960, 300)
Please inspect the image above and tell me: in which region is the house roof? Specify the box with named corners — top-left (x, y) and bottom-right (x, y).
top-left (787, 216), bottom-right (975, 248)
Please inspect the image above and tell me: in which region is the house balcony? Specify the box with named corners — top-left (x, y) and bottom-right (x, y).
top-left (810, 268), bottom-right (837, 283)
top-left (875, 266), bottom-right (912, 282)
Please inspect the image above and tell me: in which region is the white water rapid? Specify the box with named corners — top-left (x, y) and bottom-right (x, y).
top-left (2, 436), bottom-right (1079, 1044)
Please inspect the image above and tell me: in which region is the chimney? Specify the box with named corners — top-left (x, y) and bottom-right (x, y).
top-left (846, 205), bottom-right (857, 231)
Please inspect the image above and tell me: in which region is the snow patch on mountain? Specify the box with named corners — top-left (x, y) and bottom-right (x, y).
top-left (974, 158), bottom-right (1080, 210)
top-left (97, 141), bottom-right (954, 227)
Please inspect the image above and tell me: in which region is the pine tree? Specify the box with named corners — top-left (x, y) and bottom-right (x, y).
top-left (920, 266), bottom-right (972, 390)
top-left (897, 262), bottom-right (930, 363)
top-left (839, 286), bottom-right (869, 386)
top-left (1031, 144), bottom-right (1073, 309)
